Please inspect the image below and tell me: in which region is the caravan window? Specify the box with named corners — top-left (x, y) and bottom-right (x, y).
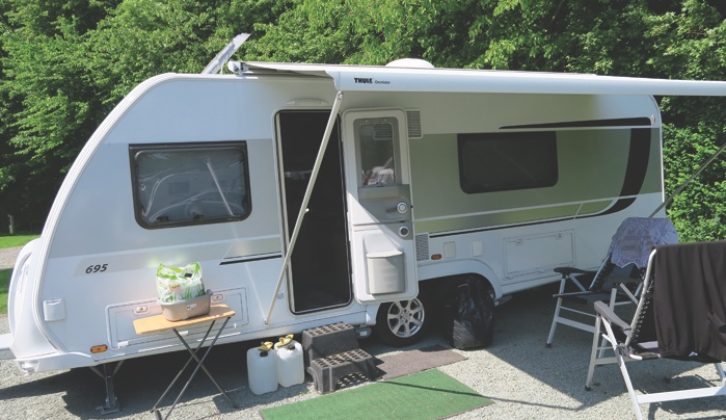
top-left (458, 131), bottom-right (558, 193)
top-left (130, 142), bottom-right (251, 228)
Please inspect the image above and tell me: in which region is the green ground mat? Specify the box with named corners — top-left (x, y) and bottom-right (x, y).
top-left (260, 369), bottom-right (492, 420)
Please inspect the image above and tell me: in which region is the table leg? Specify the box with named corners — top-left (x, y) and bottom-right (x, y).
top-left (153, 317), bottom-right (238, 420)
top-left (150, 320), bottom-right (217, 415)
top-left (173, 318), bottom-right (237, 408)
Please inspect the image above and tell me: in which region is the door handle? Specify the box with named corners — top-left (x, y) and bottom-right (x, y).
top-left (387, 201), bottom-right (409, 214)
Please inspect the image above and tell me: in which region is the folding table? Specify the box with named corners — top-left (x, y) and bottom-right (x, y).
top-left (133, 304), bottom-right (238, 419)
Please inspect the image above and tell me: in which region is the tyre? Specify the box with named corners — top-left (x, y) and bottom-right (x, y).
top-left (375, 294), bottom-right (430, 347)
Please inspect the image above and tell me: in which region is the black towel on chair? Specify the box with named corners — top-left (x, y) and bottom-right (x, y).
top-left (652, 241), bottom-right (726, 362)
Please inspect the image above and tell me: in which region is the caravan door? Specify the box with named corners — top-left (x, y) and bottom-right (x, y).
top-left (343, 110), bottom-right (418, 303)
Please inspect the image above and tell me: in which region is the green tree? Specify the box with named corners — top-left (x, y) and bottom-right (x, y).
top-left (0, 0), bottom-right (290, 231)
top-left (646, 0), bottom-right (725, 240)
top-left (0, 0), bottom-right (117, 230)
top-left (0, 0), bottom-right (723, 239)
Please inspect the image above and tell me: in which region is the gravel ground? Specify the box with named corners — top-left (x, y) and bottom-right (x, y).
top-left (0, 247), bottom-right (22, 270)
top-left (1, 284), bottom-right (724, 419)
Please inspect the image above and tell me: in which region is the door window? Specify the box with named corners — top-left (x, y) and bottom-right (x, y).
top-left (355, 118), bottom-right (400, 187)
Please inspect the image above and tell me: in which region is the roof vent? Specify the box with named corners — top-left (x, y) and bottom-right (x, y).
top-left (385, 58), bottom-right (435, 69)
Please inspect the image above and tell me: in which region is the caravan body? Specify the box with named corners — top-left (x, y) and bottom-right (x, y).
top-left (3, 60), bottom-right (725, 373)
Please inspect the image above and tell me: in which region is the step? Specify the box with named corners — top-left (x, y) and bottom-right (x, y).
top-left (302, 322), bottom-right (359, 363)
top-left (307, 348), bottom-right (377, 394)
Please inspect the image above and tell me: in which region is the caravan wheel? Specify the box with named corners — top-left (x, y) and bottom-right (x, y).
top-left (375, 295), bottom-right (430, 347)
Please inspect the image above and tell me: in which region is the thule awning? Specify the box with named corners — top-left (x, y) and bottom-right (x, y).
top-left (239, 61), bottom-right (726, 97)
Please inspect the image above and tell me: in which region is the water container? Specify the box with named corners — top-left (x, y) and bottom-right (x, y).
top-left (246, 342), bottom-right (278, 395)
top-left (274, 334), bottom-right (305, 387)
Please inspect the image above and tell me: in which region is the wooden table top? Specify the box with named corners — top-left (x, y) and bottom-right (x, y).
top-left (133, 304), bottom-right (235, 335)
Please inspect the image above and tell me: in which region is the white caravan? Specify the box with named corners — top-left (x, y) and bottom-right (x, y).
top-left (2, 55), bottom-right (725, 389)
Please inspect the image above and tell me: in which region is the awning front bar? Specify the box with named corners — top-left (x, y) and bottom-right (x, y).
top-left (238, 61), bottom-right (726, 97)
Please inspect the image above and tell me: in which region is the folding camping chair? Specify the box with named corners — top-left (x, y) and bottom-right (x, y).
top-left (586, 241), bottom-right (726, 420)
top-left (546, 217), bottom-right (678, 346)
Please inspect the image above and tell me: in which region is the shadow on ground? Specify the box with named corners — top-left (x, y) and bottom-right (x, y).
top-left (464, 284), bottom-right (726, 416)
top-left (0, 340), bottom-right (310, 418)
top-left (1, 284), bottom-right (724, 419)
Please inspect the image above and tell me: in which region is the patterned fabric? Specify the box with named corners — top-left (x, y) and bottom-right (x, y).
top-left (608, 217), bottom-right (678, 269)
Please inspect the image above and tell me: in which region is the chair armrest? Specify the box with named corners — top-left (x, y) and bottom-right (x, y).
top-left (593, 301), bottom-right (631, 334)
top-left (554, 287), bottom-right (634, 299)
top-left (552, 290), bottom-right (609, 299)
top-left (553, 267), bottom-right (593, 276)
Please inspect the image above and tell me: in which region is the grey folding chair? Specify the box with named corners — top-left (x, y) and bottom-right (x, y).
top-left (586, 241), bottom-right (726, 420)
top-left (546, 217), bottom-right (678, 346)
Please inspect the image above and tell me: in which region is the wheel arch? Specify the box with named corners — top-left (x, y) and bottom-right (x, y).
top-left (417, 260), bottom-right (501, 300)
top-left (365, 260), bottom-right (502, 325)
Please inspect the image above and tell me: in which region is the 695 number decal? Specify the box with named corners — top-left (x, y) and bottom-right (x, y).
top-left (85, 264), bottom-right (108, 274)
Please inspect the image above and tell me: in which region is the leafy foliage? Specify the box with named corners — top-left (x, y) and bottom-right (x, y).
top-left (0, 0), bottom-right (290, 228)
top-left (0, 0), bottom-right (723, 240)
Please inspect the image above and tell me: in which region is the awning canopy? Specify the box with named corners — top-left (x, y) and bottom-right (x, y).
top-left (239, 61), bottom-right (726, 97)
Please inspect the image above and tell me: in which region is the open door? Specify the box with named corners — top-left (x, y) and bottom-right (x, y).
top-left (276, 111), bottom-right (352, 313)
top-left (343, 110), bottom-right (418, 303)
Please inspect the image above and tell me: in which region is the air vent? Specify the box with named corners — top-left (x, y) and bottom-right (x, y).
top-left (406, 110), bottom-right (423, 139)
top-left (373, 123), bottom-right (394, 141)
top-left (415, 233), bottom-right (430, 261)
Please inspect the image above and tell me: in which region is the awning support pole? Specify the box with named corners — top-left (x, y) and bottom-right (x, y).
top-left (201, 33), bottom-right (250, 75)
top-left (264, 91), bottom-right (344, 325)
top-left (649, 140), bottom-right (725, 218)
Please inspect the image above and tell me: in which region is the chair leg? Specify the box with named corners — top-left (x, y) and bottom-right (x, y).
top-left (601, 320), bottom-right (644, 420)
top-left (617, 353), bottom-right (644, 420)
top-left (546, 297), bottom-right (563, 347)
top-left (585, 315), bottom-right (602, 390)
top-left (546, 277), bottom-right (568, 347)
top-left (597, 288), bottom-right (619, 359)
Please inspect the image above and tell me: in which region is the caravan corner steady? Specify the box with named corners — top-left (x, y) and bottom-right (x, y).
top-left (2, 48), bottom-right (725, 408)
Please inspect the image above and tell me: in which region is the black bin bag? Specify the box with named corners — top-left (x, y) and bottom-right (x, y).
top-left (446, 279), bottom-right (494, 350)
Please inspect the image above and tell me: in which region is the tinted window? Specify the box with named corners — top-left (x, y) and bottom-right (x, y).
top-left (458, 132), bottom-right (558, 193)
top-left (130, 142), bottom-right (251, 228)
